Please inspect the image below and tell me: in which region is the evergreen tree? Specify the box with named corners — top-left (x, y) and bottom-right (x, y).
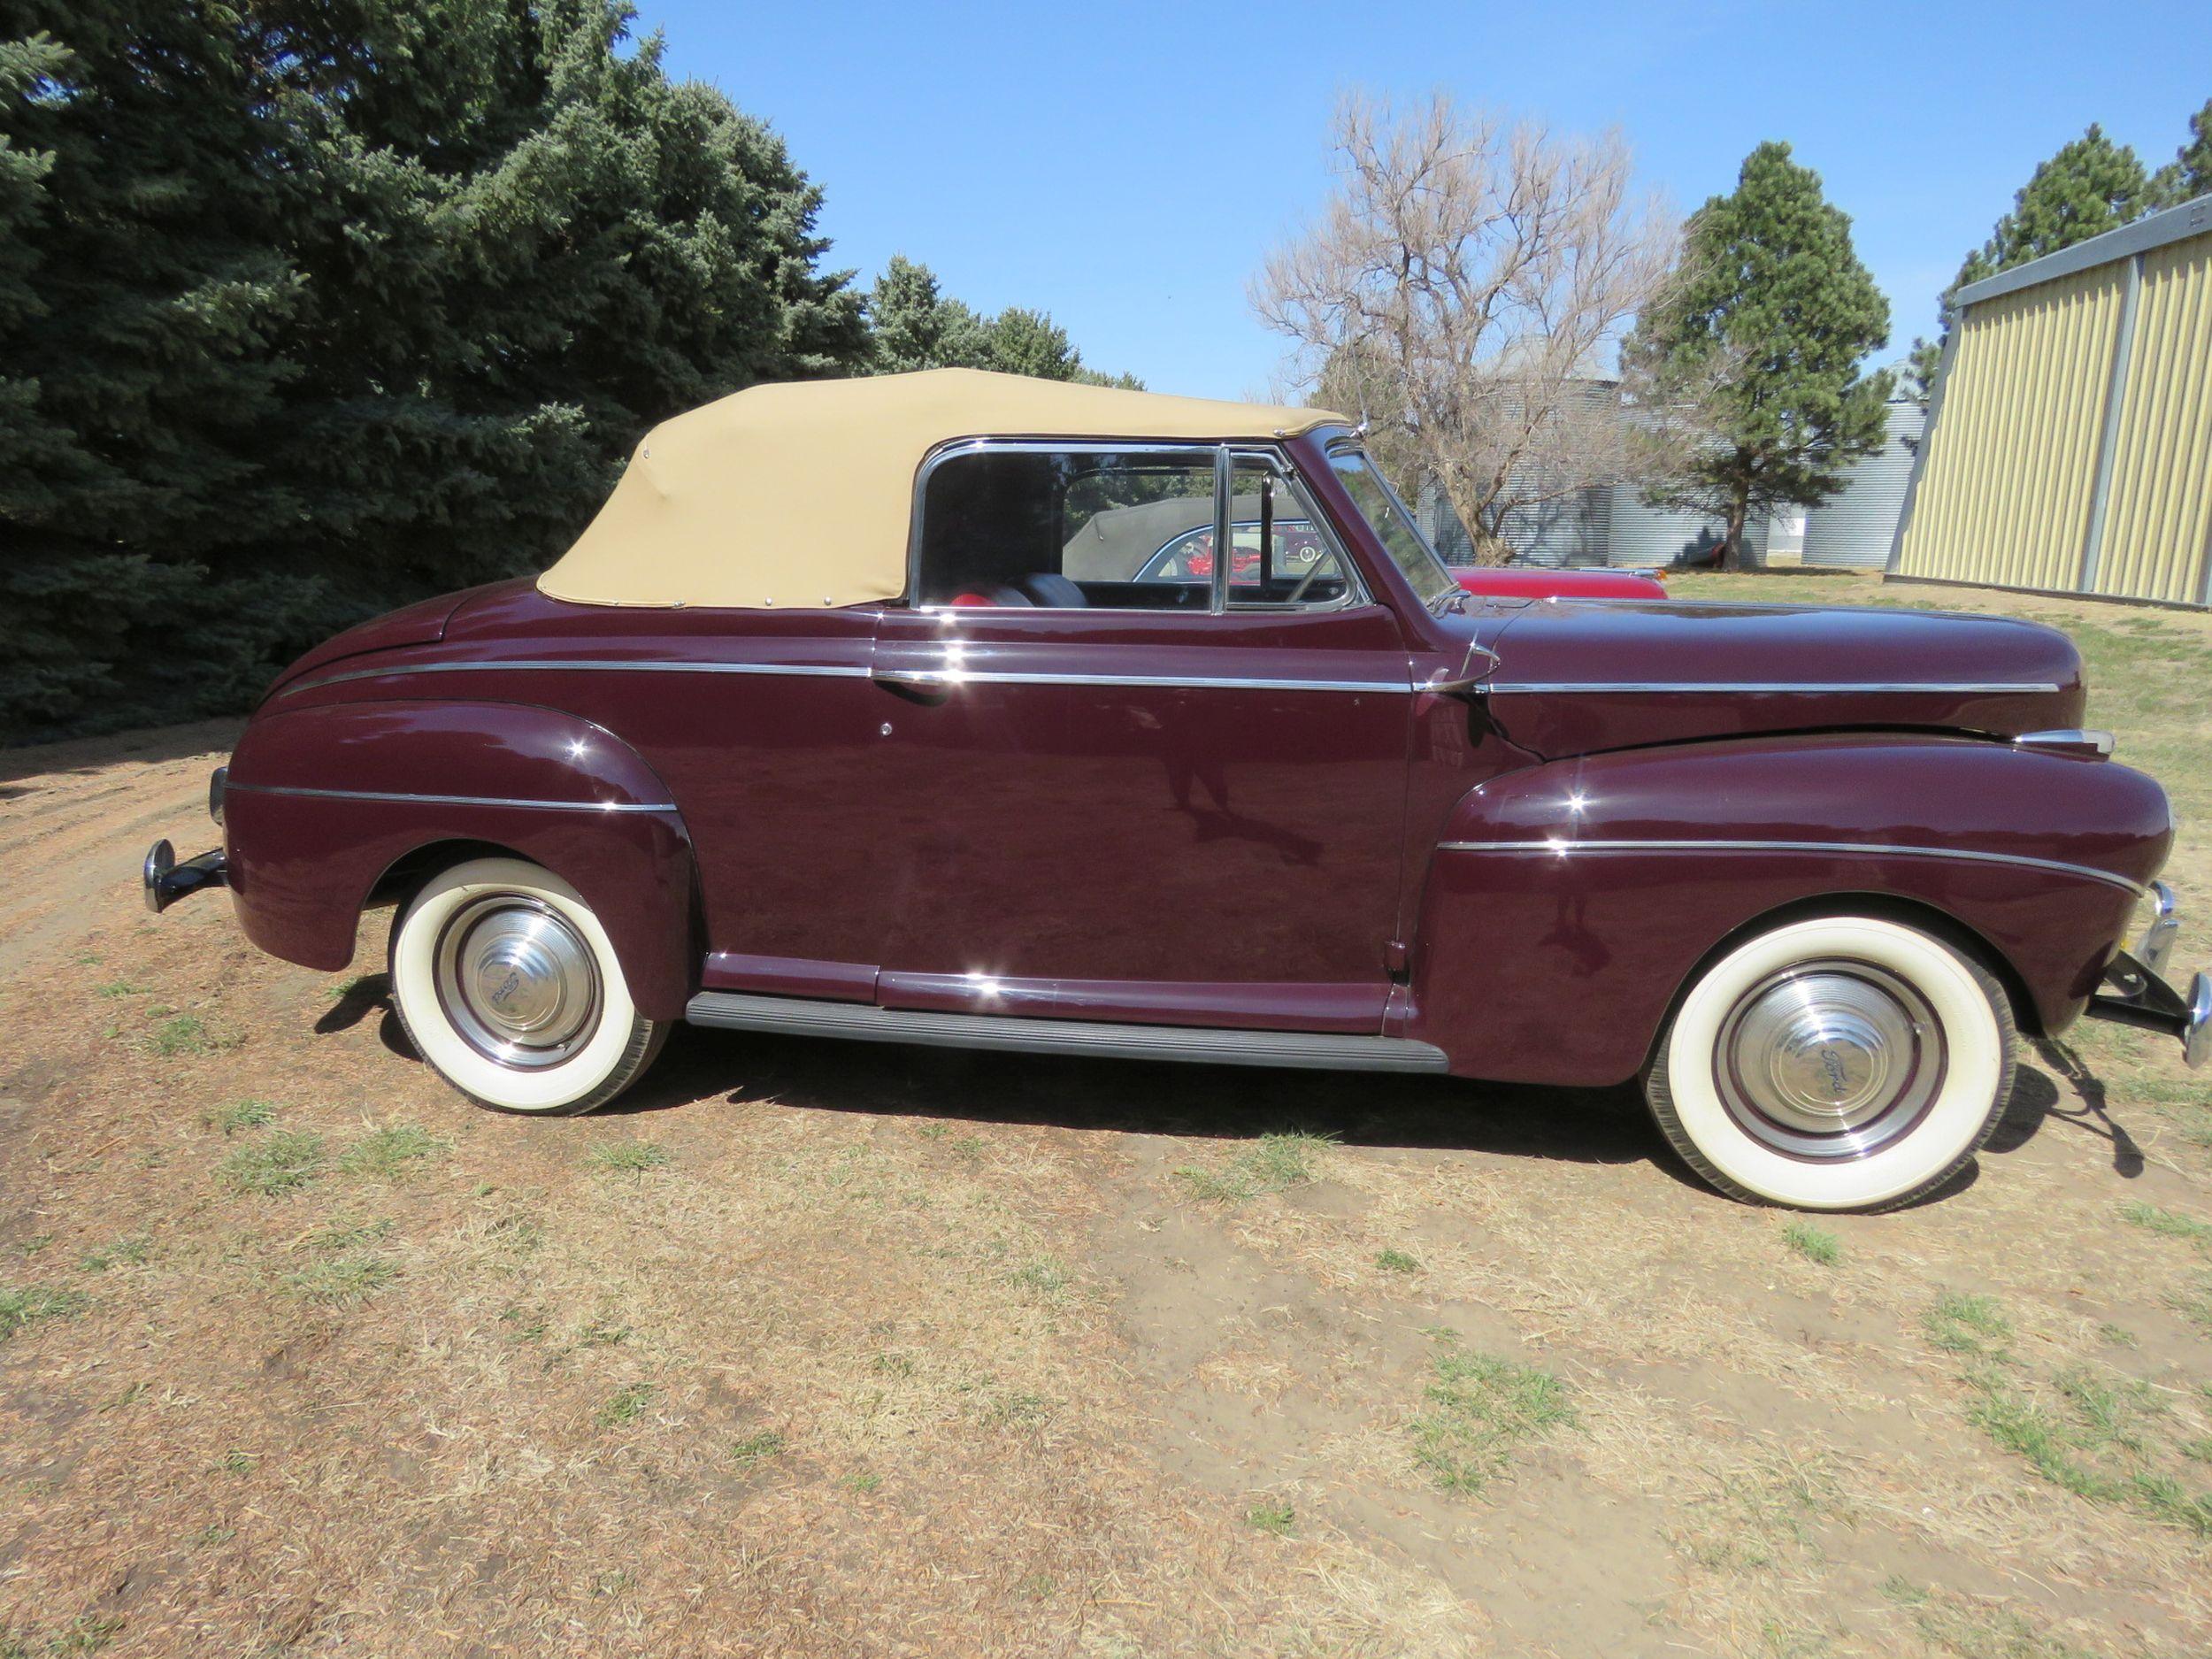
top-left (0, 2), bottom-right (304, 730)
top-left (253, 0), bottom-right (867, 667)
top-left (1624, 141), bottom-right (1893, 568)
top-left (0, 0), bottom-right (868, 741)
top-left (864, 254), bottom-right (1138, 386)
top-left (2152, 98), bottom-right (2212, 206)
top-left (1908, 125), bottom-right (2154, 396)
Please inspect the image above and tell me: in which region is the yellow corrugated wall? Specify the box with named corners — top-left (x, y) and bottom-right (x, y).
top-left (1896, 264), bottom-right (2127, 592)
top-left (2093, 230), bottom-right (2212, 604)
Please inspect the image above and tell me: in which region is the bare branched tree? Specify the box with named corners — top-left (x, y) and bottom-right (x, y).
top-left (1256, 92), bottom-right (1678, 563)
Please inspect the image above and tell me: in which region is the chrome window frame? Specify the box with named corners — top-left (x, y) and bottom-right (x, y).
top-left (903, 437), bottom-right (1369, 618)
top-left (1319, 433), bottom-right (1460, 612)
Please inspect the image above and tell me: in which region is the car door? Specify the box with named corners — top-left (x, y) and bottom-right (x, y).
top-left (864, 442), bottom-right (1414, 1033)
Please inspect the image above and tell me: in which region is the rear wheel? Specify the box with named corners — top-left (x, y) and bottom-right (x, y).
top-left (1645, 915), bottom-right (2016, 1211)
top-left (389, 856), bottom-right (664, 1115)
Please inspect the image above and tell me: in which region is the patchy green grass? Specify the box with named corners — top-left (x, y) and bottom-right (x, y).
top-left (307, 1219), bottom-right (394, 1252)
top-left (1245, 1499), bottom-right (1295, 1536)
top-left (595, 1383), bottom-right (657, 1428)
top-left (1409, 1333), bottom-right (1574, 1497)
top-left (2166, 1278), bottom-right (2212, 1332)
top-left (217, 1129), bottom-right (325, 1196)
top-left (77, 1236), bottom-right (150, 1273)
top-left (2119, 1201), bottom-right (2212, 1249)
top-left (149, 1012), bottom-right (219, 1056)
top-left (338, 1124), bottom-right (448, 1179)
top-left (1173, 1131), bottom-right (1335, 1204)
top-left (1375, 1248), bottom-right (1422, 1275)
top-left (0, 1284), bottom-right (88, 1342)
top-left (280, 1252), bottom-right (396, 1306)
top-left (203, 1099), bottom-right (275, 1136)
top-left (729, 1430), bottom-right (786, 1470)
top-left (587, 1141), bottom-right (672, 1176)
top-left (1923, 1292), bottom-right (2010, 1356)
top-left (1923, 1294), bottom-right (2212, 1538)
top-left (94, 979), bottom-right (144, 999)
top-left (1781, 1221), bottom-right (1839, 1267)
top-left (1007, 1257), bottom-right (1071, 1297)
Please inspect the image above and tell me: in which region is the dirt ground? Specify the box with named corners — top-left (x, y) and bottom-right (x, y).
top-left (3, 572), bottom-right (2209, 1657)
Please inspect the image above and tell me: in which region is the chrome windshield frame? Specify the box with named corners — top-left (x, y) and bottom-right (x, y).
top-left (1318, 436), bottom-right (1462, 614)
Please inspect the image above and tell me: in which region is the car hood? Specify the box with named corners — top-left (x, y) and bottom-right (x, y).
top-left (1466, 597), bottom-right (2086, 759)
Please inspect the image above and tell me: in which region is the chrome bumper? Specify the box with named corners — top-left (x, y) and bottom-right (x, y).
top-left (2084, 885), bottom-right (2208, 1069)
top-left (142, 839), bottom-right (228, 914)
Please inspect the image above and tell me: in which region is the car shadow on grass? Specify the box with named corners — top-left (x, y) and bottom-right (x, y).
top-left (310, 975), bottom-right (2106, 1201)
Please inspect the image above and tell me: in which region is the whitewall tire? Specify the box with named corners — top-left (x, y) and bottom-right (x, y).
top-left (1645, 915), bottom-right (2016, 1211)
top-left (389, 856), bottom-right (665, 1115)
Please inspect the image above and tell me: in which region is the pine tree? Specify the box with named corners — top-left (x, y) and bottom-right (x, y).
top-left (2152, 98), bottom-right (2212, 206)
top-left (1624, 142), bottom-right (1893, 568)
top-left (864, 254), bottom-right (1137, 385)
top-left (255, 0), bottom-right (868, 648)
top-left (1909, 125), bottom-right (2154, 396)
top-left (0, 2), bottom-right (303, 732)
top-left (0, 0), bottom-right (869, 741)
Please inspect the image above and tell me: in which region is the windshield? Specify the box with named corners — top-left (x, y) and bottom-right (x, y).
top-left (1325, 447), bottom-right (1459, 611)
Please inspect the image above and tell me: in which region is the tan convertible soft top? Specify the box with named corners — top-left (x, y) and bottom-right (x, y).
top-left (537, 368), bottom-right (1345, 609)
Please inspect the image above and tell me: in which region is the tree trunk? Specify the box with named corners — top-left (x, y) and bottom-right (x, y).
top-left (1719, 495), bottom-right (1750, 572)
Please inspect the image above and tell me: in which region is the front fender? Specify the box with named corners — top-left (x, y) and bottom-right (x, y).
top-left (1405, 733), bottom-right (2171, 1084)
top-left (222, 699), bottom-right (698, 1020)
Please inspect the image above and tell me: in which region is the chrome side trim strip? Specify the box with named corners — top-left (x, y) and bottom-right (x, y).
top-left (1435, 837), bottom-right (2147, 896)
top-left (226, 782), bottom-right (675, 814)
top-left (876, 668), bottom-right (1409, 695)
top-left (1484, 680), bottom-right (2064, 695)
top-left (288, 657), bottom-right (1409, 696)
top-left (287, 657), bottom-right (872, 693)
top-left (683, 990), bottom-right (1450, 1073)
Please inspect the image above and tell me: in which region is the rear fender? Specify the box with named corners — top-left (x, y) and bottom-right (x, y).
top-left (1405, 733), bottom-right (2170, 1084)
top-left (222, 699), bottom-right (698, 1020)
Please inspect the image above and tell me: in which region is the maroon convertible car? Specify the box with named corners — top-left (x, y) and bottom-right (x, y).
top-left (145, 370), bottom-right (2208, 1211)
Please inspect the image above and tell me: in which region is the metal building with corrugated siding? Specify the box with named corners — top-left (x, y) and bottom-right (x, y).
top-left (1892, 195), bottom-right (2212, 607)
top-left (1804, 399), bottom-right (1924, 569)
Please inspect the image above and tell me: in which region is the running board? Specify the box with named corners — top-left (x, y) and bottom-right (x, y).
top-left (682, 990), bottom-right (1450, 1073)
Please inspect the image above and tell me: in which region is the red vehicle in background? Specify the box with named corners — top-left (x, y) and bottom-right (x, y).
top-left (1456, 565), bottom-right (1667, 601)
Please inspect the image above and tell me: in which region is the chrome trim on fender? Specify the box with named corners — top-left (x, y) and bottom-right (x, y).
top-left (283, 657), bottom-right (872, 695)
top-left (1483, 680), bottom-right (2066, 695)
top-left (225, 781), bottom-right (676, 813)
top-left (287, 656), bottom-right (1409, 697)
top-left (2015, 727), bottom-right (2116, 757)
top-left (872, 666), bottom-right (1409, 695)
top-left (1434, 837), bottom-right (2148, 896)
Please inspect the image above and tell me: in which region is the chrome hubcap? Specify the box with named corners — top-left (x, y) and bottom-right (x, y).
top-left (1714, 961), bottom-right (1945, 1160)
top-left (433, 895), bottom-right (603, 1069)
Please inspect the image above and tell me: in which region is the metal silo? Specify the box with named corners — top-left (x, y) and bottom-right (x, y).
top-left (1604, 486), bottom-right (1738, 567)
top-left (1801, 399), bottom-right (1926, 569)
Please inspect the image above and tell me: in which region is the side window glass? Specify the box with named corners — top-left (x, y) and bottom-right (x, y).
top-left (917, 448), bottom-right (1214, 610)
top-left (1216, 459), bottom-right (1358, 611)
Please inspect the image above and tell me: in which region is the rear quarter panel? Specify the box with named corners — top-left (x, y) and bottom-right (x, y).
top-left (222, 700), bottom-right (698, 1020)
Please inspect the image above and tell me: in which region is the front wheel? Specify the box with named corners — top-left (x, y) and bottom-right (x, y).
top-left (1645, 915), bottom-right (2016, 1211)
top-left (389, 856), bottom-right (666, 1115)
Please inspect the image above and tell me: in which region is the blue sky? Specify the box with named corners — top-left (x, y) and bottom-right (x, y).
top-left (635, 0), bottom-right (2211, 399)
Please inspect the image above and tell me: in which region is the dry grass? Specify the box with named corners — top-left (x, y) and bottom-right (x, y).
top-left (1, 572), bottom-right (2208, 1655)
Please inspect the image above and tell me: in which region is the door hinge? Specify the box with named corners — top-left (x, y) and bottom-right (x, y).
top-left (1384, 939), bottom-right (1410, 979)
